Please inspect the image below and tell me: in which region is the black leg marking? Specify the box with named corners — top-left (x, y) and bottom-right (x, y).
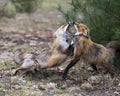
top-left (13, 70), bottom-right (18, 76)
top-left (62, 58), bottom-right (79, 80)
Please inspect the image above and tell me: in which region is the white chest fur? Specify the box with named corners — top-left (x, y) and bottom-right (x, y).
top-left (58, 36), bottom-right (69, 51)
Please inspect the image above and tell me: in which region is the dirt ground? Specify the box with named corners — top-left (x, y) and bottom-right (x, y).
top-left (0, 0), bottom-right (120, 96)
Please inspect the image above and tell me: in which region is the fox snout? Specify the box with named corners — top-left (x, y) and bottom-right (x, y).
top-left (68, 21), bottom-right (74, 26)
top-left (75, 32), bottom-right (82, 36)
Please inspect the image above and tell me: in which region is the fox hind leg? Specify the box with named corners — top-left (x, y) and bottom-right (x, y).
top-left (42, 54), bottom-right (67, 68)
top-left (13, 67), bottom-right (26, 76)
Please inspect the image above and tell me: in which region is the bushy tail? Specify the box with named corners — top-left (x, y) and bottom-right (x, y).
top-left (107, 41), bottom-right (120, 70)
top-left (106, 41), bottom-right (120, 52)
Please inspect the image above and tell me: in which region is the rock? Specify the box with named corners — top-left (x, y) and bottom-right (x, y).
top-left (47, 82), bottom-right (56, 89)
top-left (57, 67), bottom-right (64, 73)
top-left (61, 84), bottom-right (67, 90)
top-left (49, 90), bottom-right (56, 95)
top-left (32, 85), bottom-right (38, 89)
top-left (29, 40), bottom-right (37, 46)
top-left (21, 79), bottom-right (27, 84)
top-left (105, 91), bottom-right (111, 96)
top-left (80, 61), bottom-right (85, 69)
top-left (12, 84), bottom-right (21, 90)
top-left (87, 67), bottom-right (94, 72)
top-left (114, 91), bottom-right (119, 95)
top-left (81, 82), bottom-right (93, 90)
top-left (88, 76), bottom-right (102, 85)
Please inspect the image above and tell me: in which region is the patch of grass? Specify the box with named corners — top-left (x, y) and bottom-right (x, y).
top-left (4, 61), bottom-right (12, 67)
top-left (42, 0), bottom-right (71, 10)
top-left (25, 74), bottom-right (33, 82)
top-left (12, 0), bottom-right (43, 13)
top-left (0, 90), bottom-right (4, 96)
top-left (54, 93), bottom-right (72, 96)
top-left (0, 81), bottom-right (4, 88)
top-left (2, 2), bottom-right (16, 18)
top-left (56, 82), bottom-right (63, 89)
top-left (57, 83), bottom-right (62, 88)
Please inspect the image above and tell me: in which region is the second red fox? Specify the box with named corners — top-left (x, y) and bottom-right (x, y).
top-left (62, 22), bottom-right (120, 79)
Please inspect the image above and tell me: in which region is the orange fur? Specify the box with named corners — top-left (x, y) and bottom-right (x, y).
top-left (62, 22), bottom-right (120, 79)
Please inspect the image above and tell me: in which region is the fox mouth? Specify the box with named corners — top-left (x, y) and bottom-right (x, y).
top-left (65, 22), bottom-right (78, 44)
top-left (66, 22), bottom-right (77, 35)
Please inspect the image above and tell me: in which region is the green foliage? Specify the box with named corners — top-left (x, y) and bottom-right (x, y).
top-left (56, 82), bottom-right (63, 89)
top-left (0, 0), bottom-right (43, 18)
top-left (11, 0), bottom-right (43, 13)
top-left (1, 2), bottom-right (16, 18)
top-left (59, 0), bottom-right (120, 43)
top-left (112, 29), bottom-right (120, 41)
top-left (26, 74), bottom-right (33, 81)
top-left (4, 61), bottom-right (12, 67)
top-left (0, 90), bottom-right (4, 96)
top-left (114, 52), bottom-right (120, 69)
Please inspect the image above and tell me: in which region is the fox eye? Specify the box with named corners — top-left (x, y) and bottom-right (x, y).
top-left (82, 29), bottom-right (84, 32)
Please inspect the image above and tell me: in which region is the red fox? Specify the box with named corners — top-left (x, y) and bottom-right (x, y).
top-left (62, 22), bottom-right (120, 79)
top-left (13, 23), bottom-right (74, 75)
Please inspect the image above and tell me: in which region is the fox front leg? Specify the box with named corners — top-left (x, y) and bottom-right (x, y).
top-left (62, 57), bottom-right (80, 80)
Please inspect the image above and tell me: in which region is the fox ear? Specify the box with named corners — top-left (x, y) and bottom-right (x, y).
top-left (63, 24), bottom-right (69, 32)
top-left (56, 24), bottom-right (68, 32)
top-left (53, 25), bottom-right (64, 37)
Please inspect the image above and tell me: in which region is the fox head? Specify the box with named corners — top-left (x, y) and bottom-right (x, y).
top-left (53, 24), bottom-right (70, 38)
top-left (74, 22), bottom-right (89, 38)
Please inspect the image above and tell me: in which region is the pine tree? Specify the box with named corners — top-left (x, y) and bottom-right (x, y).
top-left (59, 0), bottom-right (120, 43)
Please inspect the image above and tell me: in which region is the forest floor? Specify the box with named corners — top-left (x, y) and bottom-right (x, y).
top-left (0, 0), bottom-right (120, 96)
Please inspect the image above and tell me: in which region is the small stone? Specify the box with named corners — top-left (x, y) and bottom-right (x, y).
top-left (57, 67), bottom-right (64, 72)
top-left (29, 40), bottom-right (37, 46)
top-left (49, 90), bottom-right (56, 95)
top-left (81, 62), bottom-right (85, 69)
top-left (74, 93), bottom-right (82, 96)
top-left (11, 76), bottom-right (17, 80)
top-left (61, 84), bottom-right (67, 89)
top-left (88, 76), bottom-right (102, 85)
top-left (12, 84), bottom-right (21, 90)
top-left (105, 91), bottom-right (111, 96)
top-left (118, 83), bottom-right (120, 87)
top-left (105, 91), bottom-right (109, 94)
top-left (47, 82), bottom-right (56, 89)
top-left (81, 82), bottom-right (93, 90)
top-left (32, 85), bottom-right (38, 89)
top-left (87, 67), bottom-right (94, 72)
top-left (114, 91), bottom-right (119, 95)
top-left (21, 80), bottom-right (27, 84)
